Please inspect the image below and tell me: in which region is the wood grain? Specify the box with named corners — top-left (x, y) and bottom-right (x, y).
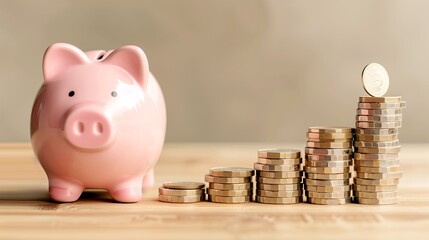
top-left (1, 143), bottom-right (429, 240)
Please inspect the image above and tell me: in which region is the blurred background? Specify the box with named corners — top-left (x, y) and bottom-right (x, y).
top-left (0, 0), bottom-right (427, 143)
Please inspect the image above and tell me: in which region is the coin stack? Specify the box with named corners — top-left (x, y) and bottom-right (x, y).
top-left (205, 167), bottom-right (254, 203)
top-left (304, 127), bottom-right (353, 205)
top-left (159, 182), bottom-right (205, 203)
top-left (254, 149), bottom-right (303, 204)
top-left (353, 96), bottom-right (405, 205)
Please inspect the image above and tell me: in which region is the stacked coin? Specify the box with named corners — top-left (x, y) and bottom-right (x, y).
top-left (254, 149), bottom-right (303, 204)
top-left (304, 127), bottom-right (353, 205)
top-left (205, 167), bottom-right (254, 203)
top-left (354, 96), bottom-right (405, 205)
top-left (159, 181), bottom-right (205, 203)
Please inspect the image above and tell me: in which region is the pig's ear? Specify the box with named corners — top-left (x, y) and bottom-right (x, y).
top-left (43, 43), bottom-right (90, 82)
top-left (102, 46), bottom-right (149, 88)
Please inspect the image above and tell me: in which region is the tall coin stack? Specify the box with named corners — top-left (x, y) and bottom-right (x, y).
top-left (205, 167), bottom-right (254, 203)
top-left (353, 96), bottom-right (405, 205)
top-left (254, 149), bottom-right (303, 204)
top-left (304, 127), bottom-right (353, 205)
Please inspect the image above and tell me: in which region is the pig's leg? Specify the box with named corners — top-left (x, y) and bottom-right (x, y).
top-left (109, 178), bottom-right (143, 203)
top-left (48, 177), bottom-right (84, 202)
top-left (142, 168), bottom-right (154, 189)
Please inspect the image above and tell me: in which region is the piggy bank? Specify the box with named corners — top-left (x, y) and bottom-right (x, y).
top-left (30, 43), bottom-right (166, 203)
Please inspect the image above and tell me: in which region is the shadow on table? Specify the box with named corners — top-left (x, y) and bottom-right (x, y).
top-left (0, 189), bottom-right (121, 207)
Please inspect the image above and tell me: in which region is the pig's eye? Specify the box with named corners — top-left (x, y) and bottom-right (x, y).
top-left (68, 91), bottom-right (75, 97)
top-left (111, 91), bottom-right (118, 97)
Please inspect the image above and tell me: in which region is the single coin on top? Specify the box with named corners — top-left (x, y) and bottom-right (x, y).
top-left (361, 63), bottom-right (390, 97)
top-left (308, 127), bottom-right (353, 134)
top-left (163, 181), bottom-right (205, 190)
top-left (209, 167), bottom-right (255, 178)
top-left (257, 149), bottom-right (301, 159)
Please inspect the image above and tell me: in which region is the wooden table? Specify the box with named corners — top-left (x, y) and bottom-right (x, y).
top-left (1, 143), bottom-right (428, 239)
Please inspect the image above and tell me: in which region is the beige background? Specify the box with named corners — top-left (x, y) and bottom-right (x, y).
top-left (0, 0), bottom-right (427, 143)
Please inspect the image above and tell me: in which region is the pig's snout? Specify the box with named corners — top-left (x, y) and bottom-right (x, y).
top-left (64, 105), bottom-right (114, 149)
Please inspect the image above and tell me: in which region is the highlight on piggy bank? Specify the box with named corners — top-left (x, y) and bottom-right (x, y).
top-left (30, 43), bottom-right (166, 203)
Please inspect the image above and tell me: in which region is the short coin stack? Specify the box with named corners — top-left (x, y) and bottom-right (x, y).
top-left (304, 127), bottom-right (353, 205)
top-left (353, 96), bottom-right (405, 205)
top-left (159, 182), bottom-right (205, 203)
top-left (254, 149), bottom-right (303, 204)
top-left (205, 167), bottom-right (254, 203)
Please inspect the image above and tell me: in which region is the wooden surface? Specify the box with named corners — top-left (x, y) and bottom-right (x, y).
top-left (1, 143), bottom-right (429, 240)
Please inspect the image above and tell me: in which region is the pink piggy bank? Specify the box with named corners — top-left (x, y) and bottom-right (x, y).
top-left (30, 43), bottom-right (166, 203)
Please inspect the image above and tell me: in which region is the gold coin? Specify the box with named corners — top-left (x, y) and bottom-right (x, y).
top-left (308, 127), bottom-right (353, 133)
top-left (305, 154), bottom-right (352, 161)
top-left (358, 102), bottom-right (406, 109)
top-left (359, 96), bottom-right (402, 103)
top-left (254, 163), bottom-right (300, 172)
top-left (305, 160), bottom-right (351, 168)
top-left (256, 190), bottom-right (302, 198)
top-left (355, 146), bottom-right (401, 154)
top-left (353, 184), bottom-right (398, 192)
top-left (357, 108), bottom-right (402, 116)
top-left (163, 181), bottom-right (205, 190)
top-left (304, 166), bottom-right (351, 174)
top-left (354, 140), bottom-right (400, 148)
top-left (304, 185), bottom-right (351, 193)
top-left (158, 187), bottom-right (204, 196)
top-left (256, 170), bottom-right (302, 178)
top-left (354, 159), bottom-right (400, 167)
top-left (306, 132), bottom-right (353, 139)
top-left (305, 147), bottom-right (352, 155)
top-left (204, 175), bottom-right (251, 184)
top-left (305, 191), bottom-right (351, 198)
top-left (208, 182), bottom-right (251, 190)
top-left (354, 197), bottom-right (398, 205)
top-left (257, 149), bottom-right (301, 159)
top-left (356, 121), bottom-right (402, 129)
top-left (356, 115), bottom-right (402, 122)
top-left (355, 165), bottom-right (400, 173)
top-left (361, 63), bottom-right (390, 97)
top-left (355, 134), bottom-right (399, 142)
top-left (257, 157), bottom-right (302, 165)
top-left (257, 177), bottom-right (301, 184)
top-left (307, 197), bottom-right (351, 205)
top-left (354, 178), bottom-right (399, 186)
top-left (257, 183), bottom-right (301, 191)
top-left (354, 153), bottom-right (399, 160)
top-left (207, 189), bottom-right (252, 197)
top-left (305, 172), bottom-right (351, 180)
top-left (159, 194), bottom-right (204, 203)
top-left (356, 171), bottom-right (403, 179)
top-left (256, 196), bottom-right (301, 204)
top-left (355, 128), bottom-right (398, 135)
top-left (207, 195), bottom-right (250, 203)
top-left (354, 190), bottom-right (398, 199)
top-left (304, 178), bottom-right (351, 186)
top-left (209, 167), bottom-right (255, 177)
top-left (306, 141), bottom-right (352, 149)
